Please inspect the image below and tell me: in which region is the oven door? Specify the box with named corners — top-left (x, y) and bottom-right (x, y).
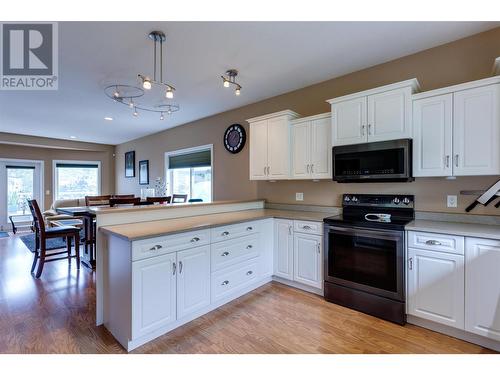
top-left (324, 225), bottom-right (404, 301)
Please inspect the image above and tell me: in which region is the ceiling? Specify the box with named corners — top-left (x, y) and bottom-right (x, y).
top-left (1, 21), bottom-right (499, 145)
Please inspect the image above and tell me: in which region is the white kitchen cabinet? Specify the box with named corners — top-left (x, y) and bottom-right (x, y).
top-left (407, 247), bottom-right (464, 329)
top-left (273, 219), bottom-right (294, 280)
top-left (176, 245), bottom-right (211, 319)
top-left (328, 79), bottom-right (419, 146)
top-left (412, 94), bottom-right (453, 177)
top-left (291, 113), bottom-right (331, 179)
top-left (453, 84), bottom-right (500, 176)
top-left (248, 110), bottom-right (299, 180)
top-left (293, 233), bottom-right (322, 289)
top-left (465, 237), bottom-right (500, 341)
top-left (132, 253), bottom-right (177, 339)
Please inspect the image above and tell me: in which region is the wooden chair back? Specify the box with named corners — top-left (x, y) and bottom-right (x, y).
top-left (172, 194), bottom-right (188, 203)
top-left (109, 197), bottom-right (141, 207)
top-left (27, 199), bottom-right (45, 234)
top-left (146, 196), bottom-right (171, 204)
top-left (112, 194), bottom-right (135, 199)
top-left (85, 195), bottom-right (111, 206)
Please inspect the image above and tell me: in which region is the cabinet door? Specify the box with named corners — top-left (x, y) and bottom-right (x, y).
top-left (293, 233), bottom-right (322, 289)
top-left (176, 245), bottom-right (211, 319)
top-left (291, 121), bottom-right (311, 179)
top-left (331, 97), bottom-right (367, 146)
top-left (267, 117), bottom-right (290, 179)
top-left (407, 248), bottom-right (464, 329)
top-left (249, 120), bottom-right (268, 180)
top-left (367, 87), bottom-right (411, 142)
top-left (412, 94), bottom-right (453, 177)
top-left (310, 117), bottom-right (332, 179)
top-left (453, 84), bottom-right (500, 176)
top-left (132, 253), bottom-right (177, 339)
top-left (465, 237), bottom-right (500, 341)
top-left (273, 219), bottom-right (293, 280)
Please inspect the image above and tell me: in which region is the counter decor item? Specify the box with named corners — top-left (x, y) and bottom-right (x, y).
top-left (153, 177), bottom-right (167, 197)
top-left (139, 160), bottom-right (149, 185)
top-left (140, 188), bottom-right (155, 200)
top-left (125, 151), bottom-right (135, 177)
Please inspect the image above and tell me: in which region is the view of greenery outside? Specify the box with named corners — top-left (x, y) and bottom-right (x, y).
top-left (170, 167), bottom-right (211, 202)
top-left (7, 168), bottom-right (34, 217)
top-left (56, 166), bottom-right (99, 200)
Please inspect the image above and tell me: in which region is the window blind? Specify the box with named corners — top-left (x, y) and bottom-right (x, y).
top-left (6, 165), bottom-right (35, 170)
top-left (168, 150), bottom-right (211, 169)
top-left (56, 163), bottom-right (98, 169)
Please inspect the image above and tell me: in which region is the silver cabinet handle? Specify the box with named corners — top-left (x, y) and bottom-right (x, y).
top-left (221, 251), bottom-right (230, 257)
top-left (425, 239), bottom-right (442, 246)
top-left (307, 164), bottom-right (310, 174)
top-left (246, 245), bottom-right (253, 249)
top-left (288, 225), bottom-right (292, 235)
top-left (172, 262), bottom-right (176, 275)
top-left (267, 166), bottom-right (270, 175)
top-left (246, 226), bottom-right (253, 231)
top-left (317, 243), bottom-right (321, 254)
top-left (311, 164), bottom-right (314, 173)
top-left (368, 124), bottom-right (372, 135)
top-left (361, 124), bottom-right (365, 136)
top-left (264, 166), bottom-right (267, 175)
top-left (149, 244), bottom-right (163, 251)
top-left (302, 225), bottom-right (312, 230)
top-left (408, 257), bottom-right (413, 270)
top-left (455, 154), bottom-right (459, 167)
top-left (246, 270), bottom-right (253, 276)
top-left (221, 231), bottom-right (230, 236)
top-left (221, 280), bottom-right (229, 286)
top-left (190, 237), bottom-right (200, 242)
top-left (445, 155), bottom-right (450, 168)
top-left (179, 261), bottom-right (183, 274)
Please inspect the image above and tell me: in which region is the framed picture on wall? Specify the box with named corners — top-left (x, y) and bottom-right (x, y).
top-left (125, 151), bottom-right (135, 178)
top-left (139, 160), bottom-right (149, 185)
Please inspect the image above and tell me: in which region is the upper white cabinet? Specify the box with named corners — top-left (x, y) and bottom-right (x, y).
top-left (291, 113), bottom-right (331, 179)
top-left (412, 76), bottom-right (500, 177)
top-left (248, 110), bottom-right (299, 180)
top-left (327, 79), bottom-right (419, 146)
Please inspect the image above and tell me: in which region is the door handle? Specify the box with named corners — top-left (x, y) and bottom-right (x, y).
top-left (408, 257), bottom-right (413, 270)
top-left (316, 243), bottom-right (321, 254)
top-left (361, 124), bottom-right (365, 136)
top-left (455, 154), bottom-right (459, 167)
top-left (445, 155), bottom-right (450, 168)
top-left (368, 124), bottom-right (372, 135)
top-left (311, 164), bottom-right (314, 173)
top-left (221, 251), bottom-right (230, 257)
top-left (264, 166), bottom-right (267, 175)
top-left (267, 166), bottom-right (270, 175)
top-left (307, 164), bottom-right (310, 174)
top-left (288, 225), bottom-right (292, 235)
top-left (179, 261), bottom-right (183, 274)
top-left (172, 262), bottom-right (176, 275)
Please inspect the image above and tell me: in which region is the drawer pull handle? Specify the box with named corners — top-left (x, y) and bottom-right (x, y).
top-left (302, 225), bottom-right (312, 230)
top-left (246, 245), bottom-right (253, 249)
top-left (246, 226), bottom-right (253, 231)
top-left (149, 244), bottom-right (163, 251)
top-left (425, 240), bottom-right (442, 246)
top-left (190, 237), bottom-right (200, 242)
top-left (246, 270), bottom-right (253, 276)
top-left (221, 251), bottom-right (230, 257)
top-left (221, 280), bottom-right (229, 286)
top-left (222, 231), bottom-right (230, 236)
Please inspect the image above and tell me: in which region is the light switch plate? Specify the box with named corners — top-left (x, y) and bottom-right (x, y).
top-left (447, 195), bottom-right (458, 208)
top-left (295, 192), bottom-right (304, 201)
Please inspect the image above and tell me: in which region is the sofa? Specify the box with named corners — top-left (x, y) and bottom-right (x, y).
top-left (42, 198), bottom-right (86, 225)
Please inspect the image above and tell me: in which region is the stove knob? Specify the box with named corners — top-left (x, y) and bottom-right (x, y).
top-left (344, 196), bottom-right (351, 202)
top-left (403, 197), bottom-right (411, 205)
top-left (393, 197), bottom-right (400, 205)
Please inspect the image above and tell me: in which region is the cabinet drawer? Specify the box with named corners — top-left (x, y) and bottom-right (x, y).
top-left (211, 220), bottom-right (260, 243)
top-left (132, 229), bottom-right (210, 261)
top-left (211, 259), bottom-right (260, 302)
top-left (211, 234), bottom-right (260, 272)
top-left (407, 231), bottom-right (464, 255)
top-left (293, 220), bottom-right (322, 235)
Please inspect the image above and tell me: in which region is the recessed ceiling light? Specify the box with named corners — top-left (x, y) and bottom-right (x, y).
top-left (104, 116), bottom-right (113, 121)
top-left (70, 136), bottom-right (77, 139)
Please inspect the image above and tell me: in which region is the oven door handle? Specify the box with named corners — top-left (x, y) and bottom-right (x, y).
top-left (326, 225), bottom-right (403, 242)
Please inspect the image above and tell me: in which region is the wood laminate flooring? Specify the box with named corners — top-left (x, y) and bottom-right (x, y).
top-left (0, 234), bottom-right (494, 354)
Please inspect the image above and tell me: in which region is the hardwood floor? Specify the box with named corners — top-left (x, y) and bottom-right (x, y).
top-left (0, 233), bottom-right (494, 354)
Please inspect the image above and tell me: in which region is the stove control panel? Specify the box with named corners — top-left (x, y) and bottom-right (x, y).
top-left (342, 194), bottom-right (414, 209)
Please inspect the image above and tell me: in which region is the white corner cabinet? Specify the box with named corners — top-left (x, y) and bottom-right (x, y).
top-left (327, 79), bottom-right (420, 146)
top-left (412, 76), bottom-right (500, 177)
top-left (247, 110), bottom-right (300, 180)
top-left (406, 230), bottom-right (500, 349)
top-left (273, 219), bottom-right (323, 290)
top-left (290, 113), bottom-right (331, 179)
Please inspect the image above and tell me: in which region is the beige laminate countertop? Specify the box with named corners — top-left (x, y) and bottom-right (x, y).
top-left (406, 220), bottom-right (500, 240)
top-left (100, 209), bottom-right (335, 241)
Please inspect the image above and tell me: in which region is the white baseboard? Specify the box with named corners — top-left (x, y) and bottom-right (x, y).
top-left (272, 276), bottom-right (323, 296)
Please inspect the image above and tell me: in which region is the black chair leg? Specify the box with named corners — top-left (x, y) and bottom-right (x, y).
top-left (35, 242), bottom-right (46, 278)
top-left (30, 249), bottom-right (38, 273)
top-left (66, 235), bottom-right (72, 263)
top-left (74, 233), bottom-right (80, 269)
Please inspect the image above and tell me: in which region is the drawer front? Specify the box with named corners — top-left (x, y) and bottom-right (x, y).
top-left (211, 234), bottom-right (260, 272)
top-left (211, 220), bottom-right (260, 243)
top-left (293, 220), bottom-right (323, 235)
top-left (132, 229), bottom-right (211, 261)
top-left (407, 231), bottom-right (464, 255)
top-left (211, 259), bottom-right (260, 302)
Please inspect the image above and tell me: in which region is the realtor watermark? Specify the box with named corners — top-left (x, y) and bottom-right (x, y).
top-left (0, 22), bottom-right (58, 90)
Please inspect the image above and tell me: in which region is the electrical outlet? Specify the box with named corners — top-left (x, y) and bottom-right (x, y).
top-left (447, 195), bottom-right (458, 208)
top-left (295, 192), bottom-right (304, 201)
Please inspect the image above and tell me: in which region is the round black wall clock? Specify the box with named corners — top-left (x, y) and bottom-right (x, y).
top-left (223, 124), bottom-right (246, 154)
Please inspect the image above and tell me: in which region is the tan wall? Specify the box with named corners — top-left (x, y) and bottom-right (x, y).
top-left (116, 26), bottom-right (500, 215)
top-left (0, 134), bottom-right (115, 210)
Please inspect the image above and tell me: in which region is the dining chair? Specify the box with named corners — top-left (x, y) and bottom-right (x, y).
top-left (27, 199), bottom-right (80, 278)
top-left (85, 195), bottom-right (112, 206)
top-left (109, 197), bottom-right (141, 207)
top-left (112, 194), bottom-right (135, 199)
top-left (146, 196), bottom-right (171, 204)
top-left (172, 194), bottom-right (188, 203)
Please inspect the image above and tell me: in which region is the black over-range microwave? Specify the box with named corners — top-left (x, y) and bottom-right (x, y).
top-left (332, 139), bottom-right (413, 183)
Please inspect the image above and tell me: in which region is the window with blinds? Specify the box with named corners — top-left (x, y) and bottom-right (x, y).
top-left (54, 161), bottom-right (100, 200)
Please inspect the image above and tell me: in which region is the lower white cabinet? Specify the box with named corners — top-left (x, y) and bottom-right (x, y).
top-left (132, 253), bottom-right (177, 339)
top-left (465, 237), bottom-right (500, 341)
top-left (176, 246), bottom-right (211, 319)
top-left (407, 247), bottom-right (464, 329)
top-left (293, 233), bottom-right (322, 289)
top-left (274, 219), bottom-right (294, 280)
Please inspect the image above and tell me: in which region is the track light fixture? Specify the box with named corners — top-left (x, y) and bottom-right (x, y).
top-left (221, 69), bottom-right (242, 96)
